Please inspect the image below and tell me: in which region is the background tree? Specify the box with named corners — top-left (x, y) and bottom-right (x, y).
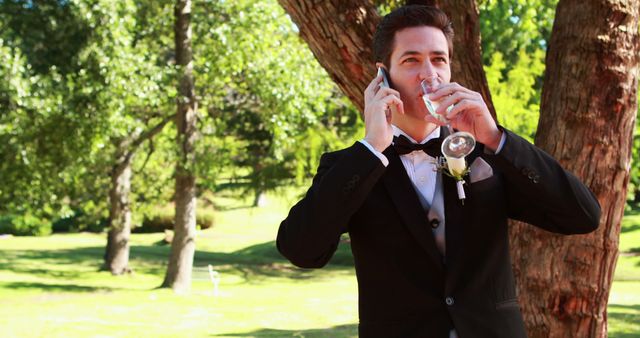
top-left (194, 0), bottom-right (362, 205)
top-left (0, 0), bottom-right (96, 232)
top-left (0, 0), bottom-right (178, 272)
top-left (162, 0), bottom-right (198, 292)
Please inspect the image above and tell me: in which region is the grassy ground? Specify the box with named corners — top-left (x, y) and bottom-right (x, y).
top-left (0, 193), bottom-right (638, 337)
top-left (609, 207), bottom-right (640, 337)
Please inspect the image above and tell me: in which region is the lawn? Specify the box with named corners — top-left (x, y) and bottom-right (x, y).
top-left (0, 194), bottom-right (638, 337)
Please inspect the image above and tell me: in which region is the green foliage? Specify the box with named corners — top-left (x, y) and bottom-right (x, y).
top-left (0, 0), bottom-right (91, 75)
top-left (479, 0), bottom-right (556, 141)
top-left (0, 0), bottom-right (177, 229)
top-left (0, 214), bottom-right (51, 236)
top-left (484, 49), bottom-right (545, 142)
top-left (479, 0), bottom-right (557, 76)
top-left (194, 0), bottom-right (362, 195)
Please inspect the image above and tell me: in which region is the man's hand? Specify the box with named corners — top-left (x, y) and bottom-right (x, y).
top-left (363, 75), bottom-right (404, 152)
top-left (428, 82), bottom-right (502, 152)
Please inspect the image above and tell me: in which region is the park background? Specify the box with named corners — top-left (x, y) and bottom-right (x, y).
top-left (0, 0), bottom-right (638, 337)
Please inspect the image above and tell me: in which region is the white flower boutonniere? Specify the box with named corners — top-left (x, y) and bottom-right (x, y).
top-left (435, 156), bottom-right (470, 204)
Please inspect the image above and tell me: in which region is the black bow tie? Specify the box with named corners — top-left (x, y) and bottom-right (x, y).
top-left (393, 134), bottom-right (442, 157)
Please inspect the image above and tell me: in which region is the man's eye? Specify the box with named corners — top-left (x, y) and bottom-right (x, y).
top-left (433, 57), bottom-right (448, 63)
top-left (403, 58), bottom-right (418, 63)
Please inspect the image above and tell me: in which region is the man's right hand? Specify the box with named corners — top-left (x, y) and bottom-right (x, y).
top-left (363, 74), bottom-right (404, 152)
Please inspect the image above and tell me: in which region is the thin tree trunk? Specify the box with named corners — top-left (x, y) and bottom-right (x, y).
top-left (162, 0), bottom-right (197, 292)
top-left (103, 150), bottom-right (133, 275)
top-left (510, 1), bottom-right (639, 337)
top-left (103, 116), bottom-right (174, 275)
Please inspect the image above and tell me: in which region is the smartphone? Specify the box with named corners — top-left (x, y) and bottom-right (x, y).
top-left (377, 67), bottom-right (391, 88)
top-left (377, 67), bottom-right (398, 114)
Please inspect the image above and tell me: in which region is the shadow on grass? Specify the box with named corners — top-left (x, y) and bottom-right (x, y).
top-left (192, 239), bottom-right (354, 282)
top-left (608, 304), bottom-right (640, 338)
top-left (211, 323), bottom-right (357, 337)
top-left (0, 239), bottom-right (355, 290)
top-left (1, 281), bottom-right (117, 293)
top-left (621, 224), bottom-right (640, 234)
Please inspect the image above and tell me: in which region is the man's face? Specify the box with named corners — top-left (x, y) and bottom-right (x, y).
top-left (381, 25), bottom-right (451, 122)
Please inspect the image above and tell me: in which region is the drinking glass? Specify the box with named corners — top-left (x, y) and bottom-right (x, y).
top-left (420, 77), bottom-right (475, 176)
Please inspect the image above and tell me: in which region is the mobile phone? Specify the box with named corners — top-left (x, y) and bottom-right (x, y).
top-left (377, 67), bottom-right (391, 88)
top-left (377, 67), bottom-right (398, 114)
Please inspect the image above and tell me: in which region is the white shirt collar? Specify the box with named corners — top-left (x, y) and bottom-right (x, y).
top-left (392, 125), bottom-right (440, 144)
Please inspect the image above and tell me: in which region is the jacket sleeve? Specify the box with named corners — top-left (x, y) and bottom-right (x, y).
top-left (483, 128), bottom-right (601, 234)
top-left (276, 142), bottom-right (387, 268)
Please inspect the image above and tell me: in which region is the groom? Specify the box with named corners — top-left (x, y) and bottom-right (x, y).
top-left (277, 5), bottom-right (601, 338)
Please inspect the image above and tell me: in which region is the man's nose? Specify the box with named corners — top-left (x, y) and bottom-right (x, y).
top-left (419, 63), bottom-right (437, 82)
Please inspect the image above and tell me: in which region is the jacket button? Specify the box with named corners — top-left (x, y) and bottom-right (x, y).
top-left (445, 297), bottom-right (454, 306)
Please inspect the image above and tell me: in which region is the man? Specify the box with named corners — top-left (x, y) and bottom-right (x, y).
top-left (276, 5), bottom-right (601, 338)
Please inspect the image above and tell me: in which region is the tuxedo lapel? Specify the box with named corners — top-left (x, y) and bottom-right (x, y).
top-left (382, 146), bottom-right (444, 272)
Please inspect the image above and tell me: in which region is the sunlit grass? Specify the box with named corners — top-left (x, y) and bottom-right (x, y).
top-left (0, 191), bottom-right (358, 338)
top-left (608, 206), bottom-right (640, 338)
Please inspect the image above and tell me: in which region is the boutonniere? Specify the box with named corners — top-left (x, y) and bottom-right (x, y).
top-left (434, 156), bottom-right (470, 204)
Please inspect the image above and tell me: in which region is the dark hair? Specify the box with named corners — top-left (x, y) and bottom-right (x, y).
top-left (373, 5), bottom-right (454, 69)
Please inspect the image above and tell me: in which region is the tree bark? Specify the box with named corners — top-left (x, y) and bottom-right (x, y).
top-left (510, 1), bottom-right (639, 337)
top-left (103, 146), bottom-right (133, 275)
top-left (278, 0), bottom-right (495, 117)
top-left (162, 0), bottom-right (197, 293)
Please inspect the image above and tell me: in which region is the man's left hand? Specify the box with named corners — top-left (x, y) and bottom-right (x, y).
top-left (428, 82), bottom-right (502, 152)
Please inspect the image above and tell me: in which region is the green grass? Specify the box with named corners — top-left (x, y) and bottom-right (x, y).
top-left (609, 205), bottom-right (640, 338)
top-left (0, 191), bottom-right (358, 338)
top-left (0, 193), bottom-right (638, 337)
top-left (620, 208), bottom-right (640, 253)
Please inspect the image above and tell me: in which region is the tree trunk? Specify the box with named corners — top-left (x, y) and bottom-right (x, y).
top-left (278, 0), bottom-right (495, 117)
top-left (162, 0), bottom-right (197, 293)
top-left (103, 151), bottom-right (133, 275)
top-left (102, 116), bottom-right (173, 275)
top-left (509, 1), bottom-right (639, 337)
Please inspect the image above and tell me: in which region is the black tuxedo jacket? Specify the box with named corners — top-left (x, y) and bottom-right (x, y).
top-left (277, 129), bottom-right (600, 338)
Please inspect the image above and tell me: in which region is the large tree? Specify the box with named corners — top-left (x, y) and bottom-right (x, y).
top-left (162, 0), bottom-right (198, 292)
top-left (278, 0), bottom-right (638, 336)
top-left (510, 1), bottom-right (639, 336)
